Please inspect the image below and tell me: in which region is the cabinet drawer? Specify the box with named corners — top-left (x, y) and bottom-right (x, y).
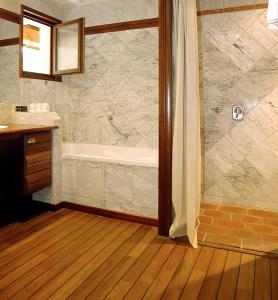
top-left (25, 160), bottom-right (52, 175)
top-left (25, 132), bottom-right (52, 154)
top-left (24, 168), bottom-right (52, 195)
top-left (25, 178), bottom-right (52, 195)
top-left (25, 151), bottom-right (52, 165)
top-left (25, 168), bottom-right (52, 185)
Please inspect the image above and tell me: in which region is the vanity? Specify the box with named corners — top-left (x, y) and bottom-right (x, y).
top-left (0, 124), bottom-right (57, 225)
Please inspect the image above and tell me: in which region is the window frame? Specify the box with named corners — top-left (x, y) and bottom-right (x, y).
top-left (52, 18), bottom-right (85, 76)
top-left (19, 5), bottom-right (62, 82)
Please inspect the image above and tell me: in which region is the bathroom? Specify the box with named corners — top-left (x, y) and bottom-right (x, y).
top-left (0, 0), bottom-right (277, 298)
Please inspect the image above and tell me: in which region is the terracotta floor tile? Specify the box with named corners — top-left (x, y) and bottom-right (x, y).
top-left (248, 209), bottom-right (278, 219)
top-left (201, 203), bottom-right (219, 210)
top-left (220, 205), bottom-right (247, 214)
top-left (203, 210), bottom-right (231, 219)
top-left (199, 202), bottom-right (278, 254)
top-left (232, 214), bottom-right (262, 224)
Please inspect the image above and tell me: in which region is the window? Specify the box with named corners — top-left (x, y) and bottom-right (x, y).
top-left (19, 5), bottom-right (84, 81)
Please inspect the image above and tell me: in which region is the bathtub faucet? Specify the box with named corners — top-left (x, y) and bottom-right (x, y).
top-left (108, 115), bottom-right (129, 139)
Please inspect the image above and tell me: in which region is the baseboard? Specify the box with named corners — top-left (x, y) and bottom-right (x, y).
top-left (32, 200), bottom-right (158, 227)
top-left (62, 202), bottom-right (158, 227)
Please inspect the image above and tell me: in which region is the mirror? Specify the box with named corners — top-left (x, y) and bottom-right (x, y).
top-left (53, 18), bottom-right (84, 75)
top-left (0, 18), bottom-right (20, 103)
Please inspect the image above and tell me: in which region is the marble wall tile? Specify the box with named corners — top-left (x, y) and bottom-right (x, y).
top-left (223, 0), bottom-right (255, 7)
top-left (62, 159), bottom-right (77, 195)
top-left (206, 136), bottom-right (244, 174)
top-left (0, 46), bottom-right (20, 105)
top-left (133, 167), bottom-right (158, 208)
top-left (0, 0), bottom-right (20, 13)
top-left (198, 0), bottom-right (223, 10)
top-left (0, 19), bottom-right (18, 40)
top-left (104, 163), bottom-right (133, 204)
top-left (63, 0), bottom-right (158, 26)
top-left (147, 0), bottom-right (158, 18)
top-left (247, 10), bottom-right (278, 50)
top-left (0, 104), bottom-right (13, 123)
top-left (76, 160), bottom-right (103, 203)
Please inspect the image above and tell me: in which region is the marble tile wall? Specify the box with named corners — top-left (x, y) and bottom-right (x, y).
top-left (0, 104), bottom-right (13, 123)
top-left (0, 19), bottom-right (20, 105)
top-left (0, 0), bottom-right (20, 13)
top-left (197, 0), bottom-right (267, 11)
top-left (199, 7), bottom-right (278, 211)
top-left (63, 0), bottom-right (158, 26)
top-left (62, 158), bottom-right (158, 218)
top-left (62, 28), bottom-right (159, 148)
top-left (0, 46), bottom-right (20, 104)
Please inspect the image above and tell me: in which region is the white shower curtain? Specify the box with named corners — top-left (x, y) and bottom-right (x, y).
top-left (169, 0), bottom-right (201, 248)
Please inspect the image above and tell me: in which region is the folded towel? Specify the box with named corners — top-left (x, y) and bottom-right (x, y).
top-left (268, 0), bottom-right (278, 29)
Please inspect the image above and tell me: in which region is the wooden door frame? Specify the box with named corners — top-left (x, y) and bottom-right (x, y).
top-left (158, 0), bottom-right (173, 236)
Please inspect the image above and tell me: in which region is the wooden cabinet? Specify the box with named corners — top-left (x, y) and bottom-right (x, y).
top-left (24, 131), bottom-right (53, 195)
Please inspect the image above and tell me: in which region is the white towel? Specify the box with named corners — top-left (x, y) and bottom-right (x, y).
top-left (268, 0), bottom-right (278, 29)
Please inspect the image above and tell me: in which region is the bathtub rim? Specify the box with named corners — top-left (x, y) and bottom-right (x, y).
top-left (62, 143), bottom-right (158, 168)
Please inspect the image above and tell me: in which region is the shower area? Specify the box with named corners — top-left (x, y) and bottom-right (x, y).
top-left (198, 1), bottom-right (278, 253)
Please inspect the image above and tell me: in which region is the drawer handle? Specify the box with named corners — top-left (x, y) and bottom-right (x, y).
top-left (27, 137), bottom-right (37, 144)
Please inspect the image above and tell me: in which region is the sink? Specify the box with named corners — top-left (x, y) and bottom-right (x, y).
top-left (0, 125), bottom-right (8, 129)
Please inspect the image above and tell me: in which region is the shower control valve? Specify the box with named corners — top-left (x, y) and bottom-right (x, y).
top-left (232, 105), bottom-right (244, 121)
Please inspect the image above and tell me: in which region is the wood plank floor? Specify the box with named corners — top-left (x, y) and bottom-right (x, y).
top-left (0, 209), bottom-right (276, 300)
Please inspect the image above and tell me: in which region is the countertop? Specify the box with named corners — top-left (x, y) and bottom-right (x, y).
top-left (0, 124), bottom-right (58, 135)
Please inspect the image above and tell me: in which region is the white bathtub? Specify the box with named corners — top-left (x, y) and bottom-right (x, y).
top-left (62, 143), bottom-right (158, 168)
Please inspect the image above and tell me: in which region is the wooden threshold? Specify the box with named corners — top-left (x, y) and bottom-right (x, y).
top-left (85, 18), bottom-right (159, 35)
top-left (0, 38), bottom-right (19, 47)
top-left (197, 3), bottom-right (268, 16)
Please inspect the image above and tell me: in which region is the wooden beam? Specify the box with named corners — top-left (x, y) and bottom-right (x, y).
top-left (0, 38), bottom-right (19, 47)
top-left (158, 0), bottom-right (173, 236)
top-left (0, 7), bottom-right (20, 24)
top-left (197, 3), bottom-right (268, 16)
top-left (85, 18), bottom-right (159, 35)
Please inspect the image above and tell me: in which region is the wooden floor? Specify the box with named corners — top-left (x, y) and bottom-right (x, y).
top-left (0, 209), bottom-right (277, 300)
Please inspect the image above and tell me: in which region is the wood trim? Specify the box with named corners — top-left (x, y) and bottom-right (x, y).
top-left (21, 5), bottom-right (62, 25)
top-left (0, 7), bottom-right (20, 24)
top-left (19, 5), bottom-right (62, 82)
top-left (0, 38), bottom-right (19, 47)
top-left (43, 201), bottom-right (158, 227)
top-left (197, 3), bottom-right (268, 16)
top-left (158, 0), bottom-right (173, 236)
top-left (85, 18), bottom-right (159, 35)
top-left (19, 71), bottom-right (62, 82)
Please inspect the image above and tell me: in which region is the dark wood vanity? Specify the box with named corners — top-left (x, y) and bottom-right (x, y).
top-left (0, 124), bottom-right (57, 225)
